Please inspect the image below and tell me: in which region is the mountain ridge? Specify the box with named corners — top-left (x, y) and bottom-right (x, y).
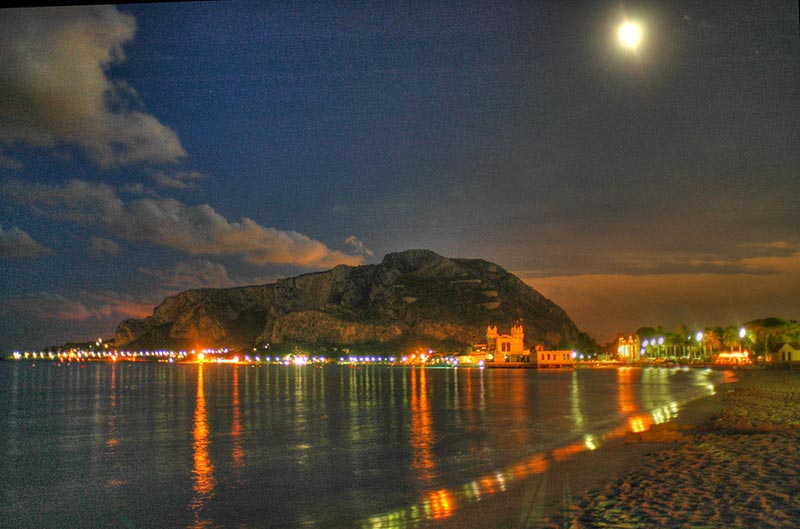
top-left (114, 250), bottom-right (587, 351)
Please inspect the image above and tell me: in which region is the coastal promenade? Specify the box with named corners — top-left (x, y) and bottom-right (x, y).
top-left (438, 368), bottom-right (799, 528)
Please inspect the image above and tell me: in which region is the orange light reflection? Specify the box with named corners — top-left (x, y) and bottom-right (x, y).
top-left (628, 414), bottom-right (651, 434)
top-left (617, 368), bottom-right (636, 414)
top-left (410, 367), bottom-right (435, 484)
top-left (189, 364), bottom-right (215, 528)
top-left (231, 366), bottom-right (244, 476)
top-left (365, 368), bottom-right (719, 528)
top-left (106, 363), bottom-right (119, 449)
top-left (105, 364), bottom-right (123, 486)
top-left (552, 440), bottom-right (589, 462)
top-left (428, 489), bottom-right (455, 520)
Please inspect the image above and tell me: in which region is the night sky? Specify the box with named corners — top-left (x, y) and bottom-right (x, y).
top-left (1, 2), bottom-right (798, 351)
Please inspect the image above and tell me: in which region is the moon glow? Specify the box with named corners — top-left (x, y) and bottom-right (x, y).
top-left (619, 21), bottom-right (642, 50)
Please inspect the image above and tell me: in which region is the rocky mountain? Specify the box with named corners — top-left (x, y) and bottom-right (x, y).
top-left (114, 250), bottom-right (586, 351)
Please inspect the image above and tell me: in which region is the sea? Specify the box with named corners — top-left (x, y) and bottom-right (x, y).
top-left (0, 362), bottom-right (727, 529)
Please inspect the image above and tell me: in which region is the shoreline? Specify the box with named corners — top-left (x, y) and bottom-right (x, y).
top-left (430, 368), bottom-right (799, 528)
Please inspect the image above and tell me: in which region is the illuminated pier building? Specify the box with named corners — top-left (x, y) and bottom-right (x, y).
top-left (617, 334), bottom-right (640, 363)
top-left (486, 323), bottom-right (530, 363)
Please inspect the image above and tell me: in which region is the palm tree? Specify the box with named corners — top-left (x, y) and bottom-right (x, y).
top-left (676, 325), bottom-right (690, 359)
top-left (722, 326), bottom-right (740, 352)
top-left (704, 328), bottom-right (722, 355)
top-left (664, 332), bottom-right (682, 359)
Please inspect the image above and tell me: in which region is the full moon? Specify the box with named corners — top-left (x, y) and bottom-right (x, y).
top-left (619, 20), bottom-right (642, 49)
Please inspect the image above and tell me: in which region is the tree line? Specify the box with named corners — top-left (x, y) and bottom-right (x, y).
top-left (630, 317), bottom-right (799, 360)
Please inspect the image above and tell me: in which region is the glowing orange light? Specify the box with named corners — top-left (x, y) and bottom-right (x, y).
top-left (628, 415), bottom-right (651, 433)
top-left (479, 476), bottom-right (497, 495)
top-left (617, 368), bottom-right (637, 414)
top-left (231, 367), bottom-right (244, 475)
top-left (512, 453), bottom-right (549, 477)
top-left (552, 440), bottom-right (588, 462)
top-left (428, 489), bottom-right (455, 519)
top-left (190, 364), bottom-right (215, 524)
top-left (410, 367), bottom-right (435, 483)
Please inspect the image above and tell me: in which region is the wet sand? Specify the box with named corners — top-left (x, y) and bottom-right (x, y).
top-left (434, 368), bottom-right (800, 528)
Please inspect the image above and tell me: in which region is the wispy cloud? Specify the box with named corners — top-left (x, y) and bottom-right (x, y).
top-left (150, 169), bottom-right (207, 190)
top-left (0, 6), bottom-right (185, 167)
top-left (87, 237), bottom-right (121, 257)
top-left (121, 182), bottom-right (159, 197)
top-left (139, 259), bottom-right (239, 290)
top-left (0, 225), bottom-right (53, 258)
top-left (2, 292), bottom-right (93, 321)
top-left (83, 289), bottom-right (156, 321)
top-left (0, 290), bottom-right (154, 323)
top-left (344, 235), bottom-right (374, 257)
top-left (4, 179), bottom-right (363, 268)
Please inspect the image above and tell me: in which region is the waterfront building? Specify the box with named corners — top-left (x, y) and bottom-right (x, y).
top-left (766, 342), bottom-right (800, 368)
top-left (462, 323), bottom-right (575, 368)
top-left (485, 323), bottom-right (531, 363)
top-left (617, 334), bottom-right (640, 363)
top-left (713, 351), bottom-right (751, 365)
top-left (533, 345), bottom-right (575, 368)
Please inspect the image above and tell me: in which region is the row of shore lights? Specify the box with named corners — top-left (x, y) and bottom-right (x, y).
top-left (640, 327), bottom-right (747, 354)
top-left (12, 349), bottom-right (463, 366)
top-left (12, 350), bottom-right (190, 361)
top-left (11, 347), bottom-right (233, 361)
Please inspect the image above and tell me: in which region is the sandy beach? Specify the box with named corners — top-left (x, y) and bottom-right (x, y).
top-left (433, 368), bottom-right (800, 529)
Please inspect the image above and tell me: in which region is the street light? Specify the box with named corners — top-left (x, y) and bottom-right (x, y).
top-left (739, 327), bottom-right (746, 354)
top-left (695, 331), bottom-right (704, 360)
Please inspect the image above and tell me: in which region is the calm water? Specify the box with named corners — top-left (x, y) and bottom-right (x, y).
top-left (0, 362), bottom-right (725, 529)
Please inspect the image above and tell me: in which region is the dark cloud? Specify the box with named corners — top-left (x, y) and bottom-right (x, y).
top-left (0, 289), bottom-right (156, 325)
top-left (0, 225), bottom-right (52, 258)
top-left (139, 259), bottom-right (238, 290)
top-left (4, 179), bottom-right (364, 268)
top-left (2, 292), bottom-right (92, 322)
top-left (87, 237), bottom-right (122, 257)
top-left (150, 170), bottom-right (206, 190)
top-left (0, 149), bottom-right (23, 169)
top-left (0, 6), bottom-right (185, 167)
top-left (82, 289), bottom-right (157, 321)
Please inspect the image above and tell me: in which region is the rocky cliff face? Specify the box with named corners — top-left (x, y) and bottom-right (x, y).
top-left (115, 250), bottom-right (584, 351)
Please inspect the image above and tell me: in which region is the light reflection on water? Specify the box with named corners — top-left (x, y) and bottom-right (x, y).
top-left (189, 364), bottom-right (214, 528)
top-left (410, 367), bottom-right (435, 484)
top-left (365, 367), bottom-right (719, 529)
top-left (231, 366), bottom-right (244, 480)
top-left (0, 363), bottom-right (727, 529)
